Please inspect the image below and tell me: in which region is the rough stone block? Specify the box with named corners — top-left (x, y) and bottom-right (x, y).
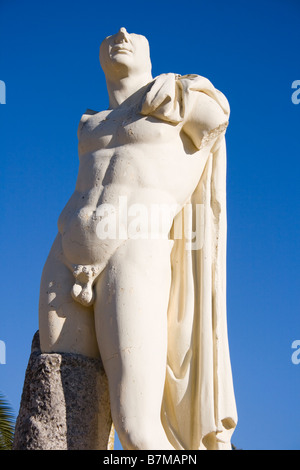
top-left (13, 331), bottom-right (114, 450)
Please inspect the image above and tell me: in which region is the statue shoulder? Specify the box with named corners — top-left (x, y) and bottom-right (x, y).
top-left (141, 73), bottom-right (229, 150)
top-left (141, 73), bottom-right (229, 121)
top-left (77, 109), bottom-right (98, 138)
top-left (177, 74), bottom-right (229, 114)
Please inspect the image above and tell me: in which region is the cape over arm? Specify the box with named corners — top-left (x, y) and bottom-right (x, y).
top-left (140, 73), bottom-right (230, 151)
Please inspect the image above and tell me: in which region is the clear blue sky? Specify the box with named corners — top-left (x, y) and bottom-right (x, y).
top-left (1, 0), bottom-right (299, 450)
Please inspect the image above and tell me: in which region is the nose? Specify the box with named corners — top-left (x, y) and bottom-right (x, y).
top-left (114, 27), bottom-right (130, 43)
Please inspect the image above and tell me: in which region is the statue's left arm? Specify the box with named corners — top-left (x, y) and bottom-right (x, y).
top-left (140, 73), bottom-right (230, 151)
top-left (181, 83), bottom-right (229, 151)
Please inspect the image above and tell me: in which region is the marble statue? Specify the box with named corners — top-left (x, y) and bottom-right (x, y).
top-left (38, 28), bottom-right (237, 450)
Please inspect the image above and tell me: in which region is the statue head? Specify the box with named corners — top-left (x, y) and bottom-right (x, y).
top-left (99, 28), bottom-right (152, 80)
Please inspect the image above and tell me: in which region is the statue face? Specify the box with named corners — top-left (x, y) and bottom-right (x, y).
top-left (100, 28), bottom-right (151, 78)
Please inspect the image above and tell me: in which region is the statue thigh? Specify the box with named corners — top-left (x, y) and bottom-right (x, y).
top-left (38, 233), bottom-right (100, 358)
top-left (93, 238), bottom-right (173, 448)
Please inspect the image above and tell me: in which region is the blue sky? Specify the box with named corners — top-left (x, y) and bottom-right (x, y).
top-left (0, 0), bottom-right (299, 450)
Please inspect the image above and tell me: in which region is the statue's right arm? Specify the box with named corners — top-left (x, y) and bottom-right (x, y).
top-left (77, 109), bottom-right (98, 139)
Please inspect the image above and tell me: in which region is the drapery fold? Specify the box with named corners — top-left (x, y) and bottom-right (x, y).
top-left (140, 73), bottom-right (237, 450)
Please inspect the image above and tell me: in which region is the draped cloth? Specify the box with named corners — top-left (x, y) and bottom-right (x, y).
top-left (140, 74), bottom-right (238, 450)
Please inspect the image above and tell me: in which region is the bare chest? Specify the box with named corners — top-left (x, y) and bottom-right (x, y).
top-left (78, 106), bottom-right (178, 155)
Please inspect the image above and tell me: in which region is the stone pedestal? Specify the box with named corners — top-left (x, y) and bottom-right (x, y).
top-left (13, 331), bottom-right (114, 450)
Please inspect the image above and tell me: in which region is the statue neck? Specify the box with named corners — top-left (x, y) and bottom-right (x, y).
top-left (106, 72), bottom-right (153, 109)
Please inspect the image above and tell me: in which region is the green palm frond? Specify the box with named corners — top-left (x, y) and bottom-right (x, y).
top-left (0, 392), bottom-right (15, 450)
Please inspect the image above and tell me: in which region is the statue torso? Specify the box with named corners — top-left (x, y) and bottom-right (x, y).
top-left (58, 101), bottom-right (209, 265)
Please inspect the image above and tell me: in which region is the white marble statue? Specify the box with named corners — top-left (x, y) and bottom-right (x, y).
top-left (39, 28), bottom-right (237, 450)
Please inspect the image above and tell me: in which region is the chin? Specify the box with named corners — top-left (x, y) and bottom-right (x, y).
top-left (110, 53), bottom-right (133, 65)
